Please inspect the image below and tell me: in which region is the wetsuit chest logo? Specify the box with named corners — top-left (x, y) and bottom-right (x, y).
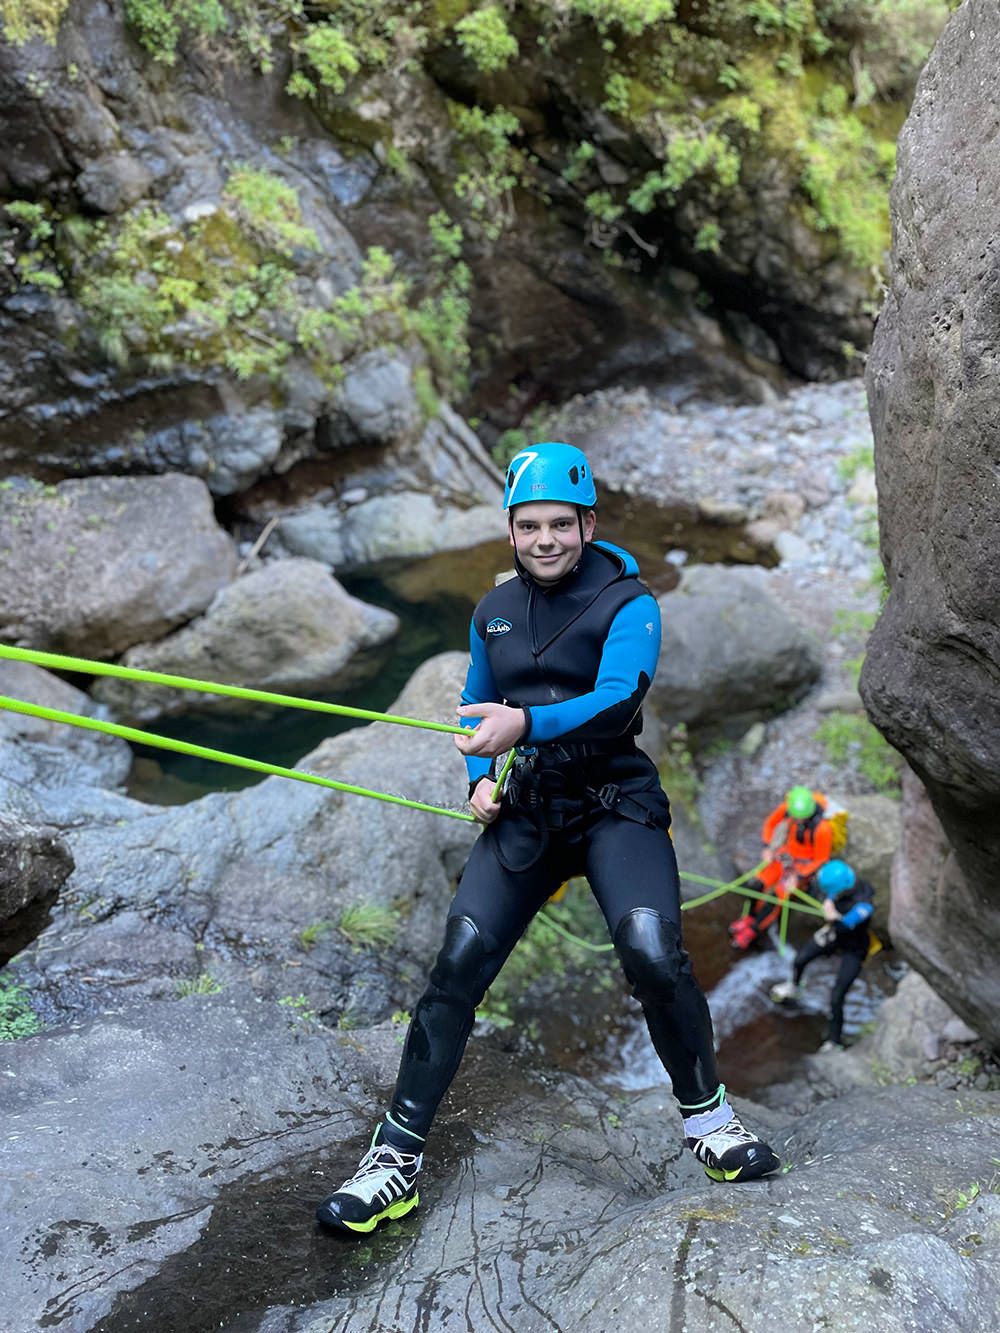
top-left (486, 617), bottom-right (513, 635)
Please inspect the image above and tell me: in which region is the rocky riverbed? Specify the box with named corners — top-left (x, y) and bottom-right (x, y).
top-left (4, 367), bottom-right (999, 1331)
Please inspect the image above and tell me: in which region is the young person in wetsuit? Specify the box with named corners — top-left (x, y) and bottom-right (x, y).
top-left (317, 442), bottom-right (780, 1235)
top-left (770, 858), bottom-right (875, 1052)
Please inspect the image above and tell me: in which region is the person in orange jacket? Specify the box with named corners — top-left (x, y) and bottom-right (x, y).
top-left (728, 786), bottom-right (834, 950)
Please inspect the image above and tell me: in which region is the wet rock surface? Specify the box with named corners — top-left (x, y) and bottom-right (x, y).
top-left (3, 969), bottom-right (998, 1333)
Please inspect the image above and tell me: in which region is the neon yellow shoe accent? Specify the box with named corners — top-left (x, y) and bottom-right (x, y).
top-left (341, 1191), bottom-right (419, 1233)
top-left (703, 1165), bottom-right (743, 1182)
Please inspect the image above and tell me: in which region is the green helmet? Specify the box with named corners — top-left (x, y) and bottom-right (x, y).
top-left (786, 786), bottom-right (816, 820)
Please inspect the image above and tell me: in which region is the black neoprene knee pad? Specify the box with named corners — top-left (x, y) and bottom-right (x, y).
top-left (613, 907), bottom-right (689, 1004)
top-left (428, 914), bottom-right (487, 1004)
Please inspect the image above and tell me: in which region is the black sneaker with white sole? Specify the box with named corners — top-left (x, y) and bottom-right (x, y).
top-left (316, 1125), bottom-right (422, 1234)
top-left (684, 1102), bottom-right (780, 1183)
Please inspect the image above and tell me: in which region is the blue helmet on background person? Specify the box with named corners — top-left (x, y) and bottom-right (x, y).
top-left (503, 442), bottom-right (597, 510)
top-left (816, 859), bottom-right (856, 898)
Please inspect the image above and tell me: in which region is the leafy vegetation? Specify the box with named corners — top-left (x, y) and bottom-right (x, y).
top-left (97, 1), bottom-right (954, 285)
top-left (337, 901), bottom-right (399, 950)
top-left (815, 711), bottom-right (901, 791)
top-left (1, 170), bottom-right (469, 392)
top-left (176, 971), bottom-right (225, 996)
top-left (278, 992), bottom-right (318, 1022)
top-left (0, 0), bottom-right (70, 45)
top-left (0, 975), bottom-right (42, 1040)
top-left (2, 0), bottom-right (958, 394)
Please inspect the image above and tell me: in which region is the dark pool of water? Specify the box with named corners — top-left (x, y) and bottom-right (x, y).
top-left (125, 571), bottom-right (476, 804)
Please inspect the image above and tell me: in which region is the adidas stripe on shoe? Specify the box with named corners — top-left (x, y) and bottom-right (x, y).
top-left (316, 1128), bottom-right (422, 1234)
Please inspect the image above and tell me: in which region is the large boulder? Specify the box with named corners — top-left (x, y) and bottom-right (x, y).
top-left (0, 658), bottom-right (132, 789)
top-left (0, 475), bottom-right (237, 657)
top-left (649, 565), bottom-right (822, 735)
top-left (92, 558), bottom-right (400, 722)
top-left (860, 0), bottom-right (1000, 1045)
top-left (0, 811), bottom-right (72, 963)
top-left (889, 768), bottom-right (1000, 1046)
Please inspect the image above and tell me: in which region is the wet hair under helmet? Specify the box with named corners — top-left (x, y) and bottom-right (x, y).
top-left (502, 442), bottom-right (597, 511)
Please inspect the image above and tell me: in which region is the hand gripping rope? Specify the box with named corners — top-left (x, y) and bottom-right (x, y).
top-left (0, 643), bottom-right (823, 948)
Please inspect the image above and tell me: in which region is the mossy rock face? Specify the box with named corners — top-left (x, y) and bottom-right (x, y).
top-left (0, 0), bottom-right (952, 467)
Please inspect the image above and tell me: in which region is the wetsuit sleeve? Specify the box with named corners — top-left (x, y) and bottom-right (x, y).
top-left (839, 879), bottom-right (875, 930)
top-left (839, 901), bottom-right (873, 930)
top-left (795, 820), bottom-right (834, 880)
top-left (761, 803), bottom-right (787, 845)
top-left (521, 594), bottom-right (660, 744)
top-left (460, 618), bottom-right (500, 787)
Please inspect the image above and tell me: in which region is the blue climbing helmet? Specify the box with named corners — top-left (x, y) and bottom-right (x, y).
top-left (816, 859), bottom-right (856, 899)
top-left (503, 442), bottom-right (597, 510)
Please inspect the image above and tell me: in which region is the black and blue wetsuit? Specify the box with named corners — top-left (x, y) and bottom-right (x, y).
top-left (793, 879), bottom-right (874, 1045)
top-left (385, 540), bottom-right (721, 1142)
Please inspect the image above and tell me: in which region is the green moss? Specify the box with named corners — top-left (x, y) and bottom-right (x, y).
top-left (454, 4), bottom-right (518, 72)
top-left (815, 712), bottom-right (901, 792)
top-left (0, 0), bottom-right (70, 45)
top-left (0, 976), bottom-right (42, 1040)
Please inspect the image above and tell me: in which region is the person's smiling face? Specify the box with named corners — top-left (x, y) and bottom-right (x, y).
top-left (509, 501), bottom-right (596, 584)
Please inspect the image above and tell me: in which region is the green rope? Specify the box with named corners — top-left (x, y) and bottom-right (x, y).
top-left (0, 644), bottom-right (471, 736)
top-left (0, 693), bottom-right (478, 823)
top-left (491, 749), bottom-right (517, 804)
top-left (533, 862), bottom-right (823, 955)
top-left (0, 641), bottom-right (830, 949)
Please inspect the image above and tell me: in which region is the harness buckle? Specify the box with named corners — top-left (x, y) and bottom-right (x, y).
top-left (596, 783), bottom-right (621, 811)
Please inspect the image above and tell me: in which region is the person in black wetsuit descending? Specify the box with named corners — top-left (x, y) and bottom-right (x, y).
top-left (316, 442), bottom-right (780, 1235)
top-left (770, 858), bottom-right (875, 1052)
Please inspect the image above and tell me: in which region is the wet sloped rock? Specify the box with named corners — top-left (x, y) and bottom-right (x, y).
top-left (5, 989), bottom-right (997, 1333)
top-left (250, 1085), bottom-right (998, 1333)
top-left (860, 1), bottom-right (1000, 1043)
top-left (0, 991), bottom-right (374, 1333)
top-left (649, 565), bottom-right (822, 735)
top-left (11, 653), bottom-right (478, 1027)
top-left (0, 475), bottom-right (236, 657)
top-left (91, 559), bottom-right (399, 723)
